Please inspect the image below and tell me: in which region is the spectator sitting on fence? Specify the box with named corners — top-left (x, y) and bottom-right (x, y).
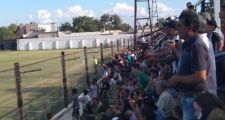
top-left (78, 89), bottom-right (91, 116)
top-left (130, 63), bottom-right (151, 92)
top-left (206, 18), bottom-right (224, 53)
top-left (84, 101), bottom-right (95, 120)
top-left (148, 67), bottom-right (159, 85)
top-left (99, 76), bottom-right (111, 112)
top-left (90, 78), bottom-right (98, 107)
top-left (71, 88), bottom-right (79, 119)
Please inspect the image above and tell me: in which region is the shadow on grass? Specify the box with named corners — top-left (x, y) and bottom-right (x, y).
top-left (0, 56), bottom-right (112, 120)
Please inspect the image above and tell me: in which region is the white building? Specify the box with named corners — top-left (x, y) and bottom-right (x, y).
top-left (17, 32), bottom-right (133, 51)
top-left (38, 22), bottom-right (57, 32)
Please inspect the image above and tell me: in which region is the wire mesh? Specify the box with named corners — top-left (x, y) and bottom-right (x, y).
top-left (0, 38), bottom-right (134, 120)
top-left (0, 69), bottom-right (17, 120)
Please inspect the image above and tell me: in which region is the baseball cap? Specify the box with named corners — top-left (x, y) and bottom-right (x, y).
top-left (163, 16), bottom-right (178, 29)
top-left (186, 2), bottom-right (194, 8)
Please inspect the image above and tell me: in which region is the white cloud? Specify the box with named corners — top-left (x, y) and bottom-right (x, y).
top-left (102, 2), bottom-right (176, 26)
top-left (112, 3), bottom-right (134, 16)
top-left (139, 7), bottom-right (148, 17)
top-left (37, 10), bottom-right (52, 23)
top-left (157, 3), bottom-right (176, 18)
top-left (110, 2), bottom-right (114, 6)
top-left (34, 5), bottom-right (95, 24)
top-left (56, 9), bottom-right (64, 18)
top-left (32, 3), bottom-right (175, 25)
top-left (105, 2), bottom-right (175, 17)
top-left (66, 5), bottom-right (95, 17)
top-left (29, 15), bottom-right (33, 20)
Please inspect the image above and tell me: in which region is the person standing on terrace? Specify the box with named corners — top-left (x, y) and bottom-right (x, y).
top-left (168, 10), bottom-right (210, 120)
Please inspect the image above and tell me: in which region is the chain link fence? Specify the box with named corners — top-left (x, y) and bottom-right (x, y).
top-left (0, 37), bottom-right (134, 120)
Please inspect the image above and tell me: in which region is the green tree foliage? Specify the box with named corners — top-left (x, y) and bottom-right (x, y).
top-left (119, 23), bottom-right (131, 32)
top-left (0, 24), bottom-right (18, 40)
top-left (8, 24), bottom-right (18, 34)
top-left (100, 14), bottom-right (130, 31)
top-left (207, 0), bottom-right (225, 17)
top-left (100, 14), bottom-right (111, 30)
top-left (72, 16), bottom-right (100, 32)
top-left (206, 0), bottom-right (225, 29)
top-left (100, 14), bottom-right (110, 23)
top-left (155, 18), bottom-right (165, 29)
top-left (59, 22), bottom-right (72, 32)
top-left (111, 14), bottom-right (122, 30)
top-left (222, 0), bottom-right (225, 6)
top-left (100, 14), bottom-right (122, 30)
top-left (59, 14), bottom-right (131, 32)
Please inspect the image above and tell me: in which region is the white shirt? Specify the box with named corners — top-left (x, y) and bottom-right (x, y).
top-left (156, 90), bottom-right (175, 118)
top-left (78, 93), bottom-right (91, 108)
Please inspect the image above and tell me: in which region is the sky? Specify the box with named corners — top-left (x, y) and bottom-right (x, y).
top-left (0, 0), bottom-right (197, 27)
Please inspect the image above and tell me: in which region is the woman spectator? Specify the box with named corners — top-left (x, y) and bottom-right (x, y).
top-left (155, 80), bottom-right (176, 119)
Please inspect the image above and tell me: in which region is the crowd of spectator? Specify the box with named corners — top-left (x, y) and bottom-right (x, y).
top-left (70, 2), bottom-right (225, 120)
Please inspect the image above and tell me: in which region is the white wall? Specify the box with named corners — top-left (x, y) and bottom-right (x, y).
top-left (53, 104), bottom-right (74, 120)
top-left (214, 0), bottom-right (221, 28)
top-left (17, 33), bottom-right (132, 50)
top-left (38, 24), bottom-right (52, 32)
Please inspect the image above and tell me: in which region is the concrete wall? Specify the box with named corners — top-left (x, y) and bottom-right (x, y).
top-left (53, 104), bottom-right (73, 120)
top-left (17, 32), bottom-right (133, 50)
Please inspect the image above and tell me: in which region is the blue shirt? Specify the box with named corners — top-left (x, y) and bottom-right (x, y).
top-left (176, 34), bottom-right (209, 92)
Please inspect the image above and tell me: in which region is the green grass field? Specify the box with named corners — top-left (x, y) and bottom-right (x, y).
top-left (0, 48), bottom-right (112, 119)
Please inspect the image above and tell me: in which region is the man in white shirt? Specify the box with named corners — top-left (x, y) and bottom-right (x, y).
top-left (78, 89), bottom-right (91, 116)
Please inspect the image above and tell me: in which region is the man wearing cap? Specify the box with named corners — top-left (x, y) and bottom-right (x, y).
top-left (207, 19), bottom-right (224, 53)
top-left (146, 16), bottom-right (181, 74)
top-left (186, 2), bottom-right (195, 12)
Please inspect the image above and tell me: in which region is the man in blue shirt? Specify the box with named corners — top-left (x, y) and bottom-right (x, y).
top-left (168, 10), bottom-right (210, 120)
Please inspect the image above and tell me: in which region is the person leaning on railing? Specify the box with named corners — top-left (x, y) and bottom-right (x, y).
top-left (168, 10), bottom-right (211, 120)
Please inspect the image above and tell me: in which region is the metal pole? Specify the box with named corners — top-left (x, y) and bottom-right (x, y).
top-left (14, 63), bottom-right (24, 120)
top-left (134, 0), bottom-right (137, 49)
top-left (201, 0), bottom-right (206, 13)
top-left (83, 47), bottom-right (90, 87)
top-left (100, 43), bottom-right (104, 66)
top-left (128, 38), bottom-right (130, 49)
top-left (61, 51), bottom-right (68, 108)
top-left (111, 41), bottom-right (114, 58)
top-left (123, 38), bottom-right (126, 49)
top-left (148, 0), bottom-right (152, 33)
top-left (117, 39), bottom-right (119, 52)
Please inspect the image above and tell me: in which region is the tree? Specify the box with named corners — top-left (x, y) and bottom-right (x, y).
top-left (8, 24), bottom-right (18, 34)
top-left (59, 22), bottom-right (72, 32)
top-left (0, 27), bottom-right (15, 40)
top-left (119, 23), bottom-right (131, 32)
top-left (100, 14), bottom-right (122, 30)
top-left (100, 14), bottom-right (110, 23)
top-left (111, 14), bottom-right (122, 30)
top-left (100, 14), bottom-right (111, 31)
top-left (72, 16), bottom-right (100, 32)
top-left (155, 18), bottom-right (165, 30)
top-left (206, 0), bottom-right (225, 30)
